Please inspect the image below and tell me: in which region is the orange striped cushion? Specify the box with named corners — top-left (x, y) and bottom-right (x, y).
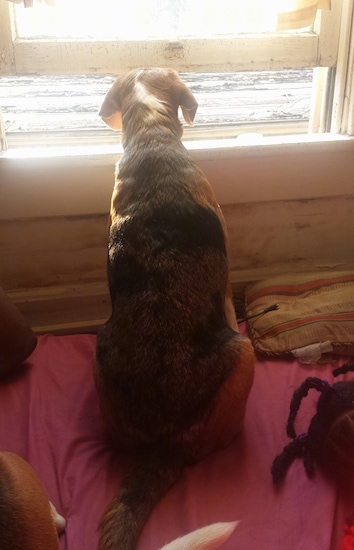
top-left (244, 272), bottom-right (354, 357)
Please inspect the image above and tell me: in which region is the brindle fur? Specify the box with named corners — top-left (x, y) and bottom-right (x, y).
top-left (94, 68), bottom-right (254, 550)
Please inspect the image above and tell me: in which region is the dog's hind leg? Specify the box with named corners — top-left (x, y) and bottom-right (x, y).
top-left (196, 331), bottom-right (255, 455)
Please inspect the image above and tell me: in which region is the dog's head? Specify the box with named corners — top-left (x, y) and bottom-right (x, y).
top-left (99, 68), bottom-right (198, 137)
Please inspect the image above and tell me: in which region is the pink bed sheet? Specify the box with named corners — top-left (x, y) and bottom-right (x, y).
top-left (0, 328), bottom-right (351, 550)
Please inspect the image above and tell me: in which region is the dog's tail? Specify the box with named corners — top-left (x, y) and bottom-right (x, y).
top-left (160, 521), bottom-right (239, 550)
top-left (98, 448), bottom-right (185, 550)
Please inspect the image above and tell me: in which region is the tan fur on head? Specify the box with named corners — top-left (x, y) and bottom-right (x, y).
top-left (99, 68), bottom-right (198, 131)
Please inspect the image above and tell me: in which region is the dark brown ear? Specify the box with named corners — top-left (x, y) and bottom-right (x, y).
top-left (178, 82), bottom-right (198, 125)
top-left (99, 77), bottom-right (123, 130)
top-left (169, 69), bottom-right (198, 125)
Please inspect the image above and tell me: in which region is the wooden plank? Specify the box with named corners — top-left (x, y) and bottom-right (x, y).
top-left (11, 35), bottom-right (321, 75)
top-left (3, 195), bottom-right (354, 334)
top-left (223, 196), bottom-right (354, 275)
top-left (9, 260), bottom-right (354, 335)
top-left (7, 282), bottom-right (110, 334)
top-left (0, 2), bottom-right (15, 74)
top-left (0, 215), bottom-right (108, 290)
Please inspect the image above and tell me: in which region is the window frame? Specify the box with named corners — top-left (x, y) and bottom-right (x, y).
top-left (0, 1), bottom-right (344, 76)
top-left (1, 0), bottom-right (354, 149)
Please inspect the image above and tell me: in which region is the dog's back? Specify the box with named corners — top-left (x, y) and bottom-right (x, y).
top-left (95, 69), bottom-right (254, 549)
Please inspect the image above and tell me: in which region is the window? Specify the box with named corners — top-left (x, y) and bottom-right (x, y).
top-left (1, 69), bottom-right (315, 148)
top-left (0, 1), bottom-right (341, 74)
top-left (1, 0), bottom-right (353, 151)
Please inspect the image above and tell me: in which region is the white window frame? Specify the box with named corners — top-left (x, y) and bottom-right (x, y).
top-left (0, 1), bottom-right (344, 75)
top-left (1, 0), bottom-right (354, 146)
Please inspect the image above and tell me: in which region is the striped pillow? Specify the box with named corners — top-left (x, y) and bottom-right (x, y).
top-left (244, 272), bottom-right (354, 358)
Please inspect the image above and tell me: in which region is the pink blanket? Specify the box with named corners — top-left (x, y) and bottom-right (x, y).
top-left (0, 329), bottom-right (351, 549)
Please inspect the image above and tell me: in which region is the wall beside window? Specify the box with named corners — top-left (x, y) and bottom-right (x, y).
top-left (1, 0), bottom-right (354, 332)
top-left (1, 138), bottom-right (354, 333)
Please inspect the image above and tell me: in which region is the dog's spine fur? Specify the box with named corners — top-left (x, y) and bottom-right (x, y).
top-left (98, 450), bottom-right (184, 550)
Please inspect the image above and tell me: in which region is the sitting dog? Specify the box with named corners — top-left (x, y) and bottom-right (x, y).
top-left (94, 68), bottom-right (255, 550)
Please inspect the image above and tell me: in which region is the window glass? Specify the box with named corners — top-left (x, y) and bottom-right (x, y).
top-left (14, 0), bottom-right (305, 39)
top-left (0, 70), bottom-right (313, 147)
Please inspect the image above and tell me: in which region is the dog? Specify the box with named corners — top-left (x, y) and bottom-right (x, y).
top-left (0, 452), bottom-right (65, 550)
top-left (94, 68), bottom-right (255, 550)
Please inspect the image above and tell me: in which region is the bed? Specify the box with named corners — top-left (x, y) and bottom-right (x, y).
top-left (0, 314), bottom-right (352, 550)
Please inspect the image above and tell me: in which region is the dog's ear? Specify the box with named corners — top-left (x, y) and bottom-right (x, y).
top-left (99, 77), bottom-right (123, 130)
top-left (179, 89), bottom-right (198, 126)
top-left (175, 76), bottom-right (198, 125)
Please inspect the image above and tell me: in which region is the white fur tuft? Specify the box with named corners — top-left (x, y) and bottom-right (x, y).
top-left (159, 521), bottom-right (239, 550)
top-left (134, 80), bottom-right (167, 117)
